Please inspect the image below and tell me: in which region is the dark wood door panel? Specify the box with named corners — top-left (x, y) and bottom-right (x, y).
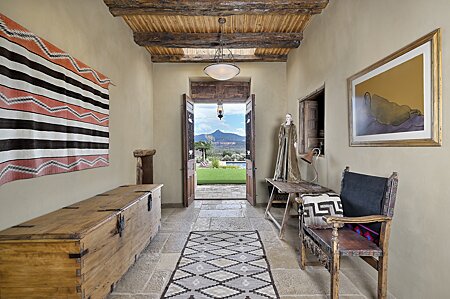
top-left (245, 95), bottom-right (256, 206)
top-left (182, 94), bottom-right (195, 207)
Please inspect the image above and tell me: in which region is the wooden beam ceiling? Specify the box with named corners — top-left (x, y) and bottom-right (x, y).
top-left (151, 54), bottom-right (288, 63)
top-left (105, 0), bottom-right (329, 17)
top-left (134, 32), bottom-right (303, 48)
top-left (103, 0), bottom-right (329, 63)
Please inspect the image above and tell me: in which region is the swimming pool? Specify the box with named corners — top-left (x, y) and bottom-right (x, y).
top-left (225, 161), bottom-right (246, 169)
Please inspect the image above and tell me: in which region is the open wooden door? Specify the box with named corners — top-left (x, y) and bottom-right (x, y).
top-left (299, 99), bottom-right (320, 154)
top-left (245, 95), bottom-right (256, 206)
top-left (182, 94), bottom-right (195, 207)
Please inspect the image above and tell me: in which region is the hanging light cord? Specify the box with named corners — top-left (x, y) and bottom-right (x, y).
top-left (215, 18), bottom-right (234, 63)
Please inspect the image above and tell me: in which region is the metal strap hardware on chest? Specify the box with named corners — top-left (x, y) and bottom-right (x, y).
top-left (68, 248), bottom-right (89, 259)
top-left (97, 208), bottom-right (121, 212)
top-left (147, 193), bottom-right (153, 211)
top-left (117, 214), bottom-right (125, 237)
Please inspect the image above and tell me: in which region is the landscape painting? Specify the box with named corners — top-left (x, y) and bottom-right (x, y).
top-left (348, 29), bottom-right (441, 146)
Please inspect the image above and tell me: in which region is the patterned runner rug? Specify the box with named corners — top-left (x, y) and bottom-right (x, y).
top-left (161, 231), bottom-right (279, 299)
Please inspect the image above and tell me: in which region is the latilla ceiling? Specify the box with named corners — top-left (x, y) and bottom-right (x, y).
top-left (103, 1), bottom-right (329, 63)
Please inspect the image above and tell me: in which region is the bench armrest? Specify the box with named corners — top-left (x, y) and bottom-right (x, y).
top-left (323, 215), bottom-right (392, 224)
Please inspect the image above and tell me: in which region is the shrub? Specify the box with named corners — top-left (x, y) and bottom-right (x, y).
top-left (221, 165), bottom-right (240, 169)
top-left (211, 158), bottom-right (220, 168)
top-left (231, 153), bottom-right (244, 161)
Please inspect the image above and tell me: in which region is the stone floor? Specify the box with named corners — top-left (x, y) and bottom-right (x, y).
top-left (109, 200), bottom-right (394, 299)
top-left (195, 184), bottom-right (246, 199)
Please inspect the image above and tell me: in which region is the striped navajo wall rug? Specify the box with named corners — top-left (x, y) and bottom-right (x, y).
top-left (161, 231), bottom-right (279, 299)
top-left (0, 14), bottom-right (110, 186)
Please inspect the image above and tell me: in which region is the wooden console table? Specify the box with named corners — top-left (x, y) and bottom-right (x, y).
top-left (265, 178), bottom-right (332, 239)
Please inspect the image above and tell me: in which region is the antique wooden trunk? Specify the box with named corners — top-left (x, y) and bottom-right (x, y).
top-left (0, 184), bottom-right (163, 299)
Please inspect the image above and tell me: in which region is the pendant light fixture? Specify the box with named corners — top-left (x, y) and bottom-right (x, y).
top-left (217, 100), bottom-right (224, 120)
top-left (204, 18), bottom-right (240, 81)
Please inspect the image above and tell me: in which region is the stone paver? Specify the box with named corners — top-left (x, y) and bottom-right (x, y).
top-left (195, 184), bottom-right (246, 199)
top-left (108, 199), bottom-right (395, 299)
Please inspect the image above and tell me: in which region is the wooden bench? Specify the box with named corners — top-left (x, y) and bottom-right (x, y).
top-left (0, 184), bottom-right (163, 299)
top-left (298, 167), bottom-right (398, 299)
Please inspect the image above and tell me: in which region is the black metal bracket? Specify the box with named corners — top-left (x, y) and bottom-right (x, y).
top-left (117, 214), bottom-right (125, 237)
top-left (69, 248), bottom-right (89, 259)
top-left (97, 208), bottom-right (121, 212)
top-left (147, 194), bottom-right (153, 211)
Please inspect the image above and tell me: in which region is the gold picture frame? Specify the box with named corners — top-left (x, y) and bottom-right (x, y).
top-left (348, 29), bottom-right (442, 146)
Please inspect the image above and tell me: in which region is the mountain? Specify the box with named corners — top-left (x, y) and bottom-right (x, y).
top-left (195, 130), bottom-right (245, 143)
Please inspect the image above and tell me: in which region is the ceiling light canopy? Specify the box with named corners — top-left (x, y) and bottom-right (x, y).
top-left (204, 18), bottom-right (240, 81)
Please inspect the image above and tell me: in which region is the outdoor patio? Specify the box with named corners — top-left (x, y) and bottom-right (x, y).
top-left (195, 184), bottom-right (246, 199)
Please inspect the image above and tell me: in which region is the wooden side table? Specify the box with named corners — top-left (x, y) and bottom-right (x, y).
top-left (265, 178), bottom-right (332, 239)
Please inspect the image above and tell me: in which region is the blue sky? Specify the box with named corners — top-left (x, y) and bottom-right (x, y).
top-left (194, 103), bottom-right (245, 136)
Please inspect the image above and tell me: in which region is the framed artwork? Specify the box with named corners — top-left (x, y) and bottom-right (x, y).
top-left (348, 29), bottom-right (441, 146)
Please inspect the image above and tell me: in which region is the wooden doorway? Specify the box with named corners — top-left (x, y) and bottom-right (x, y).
top-left (245, 95), bottom-right (256, 206)
top-left (182, 94), bottom-right (195, 207)
top-left (182, 80), bottom-right (256, 206)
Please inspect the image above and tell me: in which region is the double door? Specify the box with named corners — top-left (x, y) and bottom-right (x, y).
top-left (182, 94), bottom-right (256, 206)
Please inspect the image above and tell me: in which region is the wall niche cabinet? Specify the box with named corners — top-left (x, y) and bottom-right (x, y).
top-left (298, 87), bottom-right (325, 155)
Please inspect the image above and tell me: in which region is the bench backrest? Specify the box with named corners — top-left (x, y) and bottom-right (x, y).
top-left (340, 167), bottom-right (398, 236)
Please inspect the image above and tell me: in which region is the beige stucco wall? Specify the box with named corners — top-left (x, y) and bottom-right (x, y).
top-left (0, 0), bottom-right (154, 230)
top-left (287, 0), bottom-right (450, 298)
top-left (153, 63), bottom-right (287, 205)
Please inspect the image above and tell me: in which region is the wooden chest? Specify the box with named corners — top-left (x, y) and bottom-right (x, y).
top-left (0, 184), bottom-right (163, 299)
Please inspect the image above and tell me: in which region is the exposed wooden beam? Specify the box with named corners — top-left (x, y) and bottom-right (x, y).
top-left (151, 54), bottom-right (287, 63)
top-left (104, 0), bottom-right (329, 17)
top-left (191, 81), bottom-right (250, 103)
top-left (134, 32), bottom-right (302, 48)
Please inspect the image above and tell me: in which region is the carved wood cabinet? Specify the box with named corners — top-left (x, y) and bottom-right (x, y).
top-left (0, 184), bottom-right (163, 299)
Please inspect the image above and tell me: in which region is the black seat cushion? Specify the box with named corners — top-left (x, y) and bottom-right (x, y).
top-left (340, 171), bottom-right (387, 234)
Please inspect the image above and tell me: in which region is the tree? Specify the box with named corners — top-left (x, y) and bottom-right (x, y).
top-left (222, 150), bottom-right (233, 157)
top-left (194, 141), bottom-right (212, 162)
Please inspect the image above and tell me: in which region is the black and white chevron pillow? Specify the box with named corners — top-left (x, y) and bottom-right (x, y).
top-left (301, 193), bottom-right (343, 229)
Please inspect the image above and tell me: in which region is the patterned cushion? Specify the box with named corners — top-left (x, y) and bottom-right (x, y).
top-left (346, 223), bottom-right (380, 245)
top-left (300, 193), bottom-right (344, 229)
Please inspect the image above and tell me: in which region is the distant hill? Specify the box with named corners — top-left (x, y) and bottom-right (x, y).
top-left (195, 130), bottom-right (245, 143)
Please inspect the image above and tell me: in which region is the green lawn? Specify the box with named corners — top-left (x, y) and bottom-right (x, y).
top-left (197, 168), bottom-right (246, 184)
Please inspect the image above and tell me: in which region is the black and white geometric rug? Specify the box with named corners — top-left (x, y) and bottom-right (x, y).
top-left (161, 231), bottom-right (280, 299)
